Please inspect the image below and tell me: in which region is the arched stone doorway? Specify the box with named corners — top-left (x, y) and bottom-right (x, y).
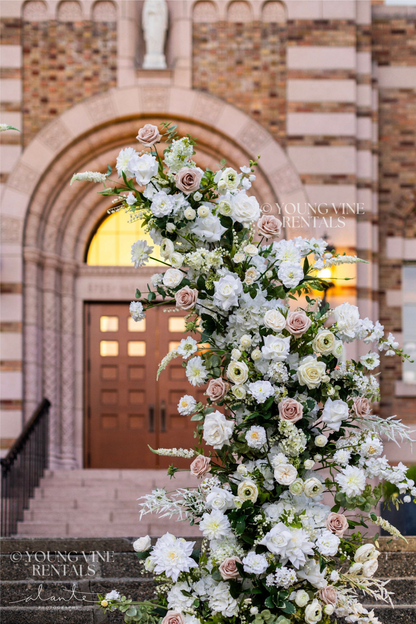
top-left (3, 86), bottom-right (309, 468)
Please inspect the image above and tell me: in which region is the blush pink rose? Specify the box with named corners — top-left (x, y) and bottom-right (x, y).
top-left (278, 398), bottom-right (303, 423)
top-left (219, 556), bottom-right (241, 580)
top-left (257, 214), bottom-right (282, 239)
top-left (175, 286), bottom-right (198, 310)
top-left (136, 124), bottom-right (161, 147)
top-left (353, 397), bottom-right (371, 418)
top-left (318, 586), bottom-right (338, 607)
top-left (162, 612), bottom-right (185, 624)
top-left (175, 167), bottom-right (202, 194)
top-left (206, 378), bottom-right (230, 402)
top-left (326, 512), bottom-right (349, 537)
top-left (286, 310), bottom-right (312, 337)
top-left (190, 455), bottom-right (211, 478)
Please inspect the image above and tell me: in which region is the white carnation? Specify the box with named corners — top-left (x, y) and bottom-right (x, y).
top-left (177, 395), bottom-right (197, 416)
top-left (245, 426), bottom-right (267, 449)
top-left (248, 380), bottom-right (275, 404)
top-left (242, 552), bottom-right (269, 575)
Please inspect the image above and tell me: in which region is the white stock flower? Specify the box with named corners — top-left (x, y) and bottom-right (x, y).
top-left (333, 302), bottom-right (361, 342)
top-left (336, 466), bottom-right (366, 497)
top-left (133, 536), bottom-right (151, 552)
top-left (203, 411), bottom-right (234, 449)
top-left (263, 309), bottom-right (286, 332)
top-left (126, 192), bottom-right (136, 206)
top-left (274, 463), bottom-right (298, 486)
top-left (321, 398), bottom-right (349, 432)
top-left (177, 395), bottom-right (197, 415)
top-left (131, 240), bottom-right (154, 267)
top-left (245, 426), bottom-right (267, 449)
top-left (192, 214), bottom-right (227, 242)
top-left (128, 152), bottom-right (158, 186)
top-left (278, 262), bottom-right (304, 289)
top-left (248, 380), bottom-right (275, 404)
top-left (151, 533), bottom-right (197, 582)
top-left (231, 192), bottom-right (261, 226)
top-left (186, 356), bottom-right (208, 387)
top-left (200, 509), bottom-right (232, 540)
top-left (163, 269), bottom-right (183, 289)
top-left (129, 301), bottom-right (145, 322)
top-left (105, 589), bottom-right (121, 601)
top-left (213, 275), bottom-right (243, 311)
top-left (242, 552), bottom-right (269, 575)
top-left (262, 335), bottom-right (291, 361)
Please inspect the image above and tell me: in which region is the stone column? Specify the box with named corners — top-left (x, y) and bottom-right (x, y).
top-left (170, 0), bottom-right (192, 88)
top-left (23, 248), bottom-right (43, 421)
top-left (59, 262), bottom-right (79, 469)
top-left (42, 253), bottom-right (62, 469)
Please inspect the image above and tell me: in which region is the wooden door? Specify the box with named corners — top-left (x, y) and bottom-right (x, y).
top-left (85, 303), bottom-right (204, 469)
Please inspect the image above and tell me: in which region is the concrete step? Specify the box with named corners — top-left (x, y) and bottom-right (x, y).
top-left (16, 521), bottom-right (201, 538)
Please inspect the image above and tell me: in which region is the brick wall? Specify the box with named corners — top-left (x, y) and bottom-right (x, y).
top-left (373, 14), bottom-right (416, 423)
top-left (22, 17), bottom-right (117, 146)
top-left (192, 19), bottom-right (286, 145)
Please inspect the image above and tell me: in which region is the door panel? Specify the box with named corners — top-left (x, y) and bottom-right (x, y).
top-left (85, 303), bottom-right (205, 469)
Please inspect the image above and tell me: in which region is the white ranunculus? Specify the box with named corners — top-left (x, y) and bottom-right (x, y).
top-left (303, 477), bottom-right (324, 498)
top-left (133, 535), bottom-right (151, 552)
top-left (332, 340), bottom-right (344, 359)
top-left (274, 463), bottom-right (298, 486)
top-left (263, 309), bottom-right (286, 332)
top-left (313, 329), bottom-right (336, 355)
top-left (321, 398), bottom-right (349, 432)
top-left (192, 214), bottom-right (227, 242)
top-left (203, 411), bottom-right (235, 449)
top-left (163, 268), bottom-right (183, 289)
top-left (231, 192), bottom-right (261, 226)
top-left (238, 480), bottom-right (259, 503)
top-left (333, 302), bottom-right (361, 342)
top-left (295, 590), bottom-right (310, 607)
top-left (261, 335), bottom-right (291, 361)
top-left (305, 599), bottom-right (322, 624)
top-left (128, 152), bottom-right (158, 186)
top-left (315, 435), bottom-right (327, 447)
top-left (227, 360), bottom-right (249, 384)
top-left (215, 167), bottom-right (241, 192)
top-left (278, 262), bottom-right (304, 289)
top-left (213, 275), bottom-right (243, 311)
top-left (242, 552), bottom-right (269, 575)
top-left (160, 238), bottom-right (174, 259)
top-left (297, 356), bottom-right (327, 389)
top-left (170, 252), bottom-right (184, 269)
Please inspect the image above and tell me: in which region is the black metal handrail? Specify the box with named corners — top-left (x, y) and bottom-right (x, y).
top-left (1, 398), bottom-right (50, 537)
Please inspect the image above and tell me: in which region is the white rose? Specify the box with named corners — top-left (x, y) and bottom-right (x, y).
top-left (133, 536), bottom-right (151, 552)
top-left (206, 487), bottom-right (234, 511)
top-left (297, 356), bottom-right (327, 389)
top-left (197, 205), bottom-right (210, 218)
top-left (145, 558), bottom-right (156, 572)
top-left (362, 558), bottom-right (378, 577)
top-left (231, 191), bottom-right (261, 226)
top-left (184, 207), bottom-right (196, 220)
top-left (304, 477), bottom-right (324, 498)
top-left (333, 302), bottom-right (361, 341)
top-left (163, 269), bottom-right (183, 289)
top-left (170, 252), bottom-right (184, 268)
top-left (128, 152), bottom-right (158, 186)
top-left (324, 605), bottom-right (334, 616)
top-left (315, 435), bottom-right (327, 447)
top-left (264, 309), bottom-right (286, 332)
top-left (213, 275), bottom-right (243, 311)
top-left (231, 348), bottom-right (241, 361)
top-left (203, 411), bottom-right (235, 449)
top-left (240, 334), bottom-right (252, 349)
top-left (192, 214), bottom-right (227, 242)
top-left (274, 463), bottom-right (298, 486)
top-left (295, 590), bottom-right (310, 607)
top-left (304, 459), bottom-right (315, 470)
top-left (227, 360), bottom-right (248, 384)
top-left (321, 398), bottom-right (349, 432)
top-left (251, 348), bottom-right (262, 361)
top-left (305, 599), bottom-right (322, 624)
top-left (262, 335), bottom-right (290, 361)
top-left (313, 330), bottom-right (336, 355)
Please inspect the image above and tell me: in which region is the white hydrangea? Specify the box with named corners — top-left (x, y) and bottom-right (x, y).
top-left (278, 262), bottom-right (304, 289)
top-left (167, 582), bottom-right (196, 611)
top-left (208, 581), bottom-right (239, 618)
top-left (266, 566), bottom-right (297, 589)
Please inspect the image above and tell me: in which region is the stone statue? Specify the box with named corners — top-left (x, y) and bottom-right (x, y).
top-left (142, 0), bottom-right (168, 70)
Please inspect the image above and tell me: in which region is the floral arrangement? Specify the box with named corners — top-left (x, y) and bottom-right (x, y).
top-left (73, 122), bottom-right (415, 624)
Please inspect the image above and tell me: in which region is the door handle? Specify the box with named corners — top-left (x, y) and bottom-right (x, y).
top-left (148, 404), bottom-right (155, 432)
top-left (160, 400), bottom-right (166, 432)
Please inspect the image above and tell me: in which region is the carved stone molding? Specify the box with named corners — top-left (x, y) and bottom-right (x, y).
top-left (57, 1), bottom-right (83, 22)
top-left (86, 94), bottom-right (116, 124)
top-left (237, 121), bottom-right (271, 156)
top-left (192, 93), bottom-right (224, 126)
top-left (227, 0), bottom-right (252, 22)
top-left (7, 163), bottom-right (39, 195)
top-left (139, 87), bottom-right (169, 112)
top-left (38, 119), bottom-right (72, 152)
top-left (193, 1), bottom-right (218, 23)
top-left (272, 164), bottom-right (302, 196)
top-left (0, 216), bottom-right (23, 244)
top-left (22, 1), bottom-right (48, 21)
top-left (93, 1), bottom-right (117, 22)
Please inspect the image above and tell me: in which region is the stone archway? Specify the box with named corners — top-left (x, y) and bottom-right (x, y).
top-left (2, 85), bottom-right (309, 468)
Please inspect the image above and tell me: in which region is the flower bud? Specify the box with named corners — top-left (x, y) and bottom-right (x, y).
top-left (315, 435), bottom-right (327, 447)
top-left (198, 206), bottom-right (209, 218)
top-left (251, 348), bottom-right (262, 361)
top-left (184, 207), bottom-right (196, 220)
top-left (324, 605), bottom-right (334, 615)
top-left (304, 459), bottom-right (315, 469)
top-left (231, 348), bottom-right (241, 361)
top-left (240, 335), bottom-right (252, 349)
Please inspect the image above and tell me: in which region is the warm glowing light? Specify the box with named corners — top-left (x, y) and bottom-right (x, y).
top-left (86, 210), bottom-right (162, 266)
top-left (317, 268), bottom-right (332, 280)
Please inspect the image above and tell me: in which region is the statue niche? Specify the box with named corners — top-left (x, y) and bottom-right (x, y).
top-left (142, 0), bottom-right (168, 70)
